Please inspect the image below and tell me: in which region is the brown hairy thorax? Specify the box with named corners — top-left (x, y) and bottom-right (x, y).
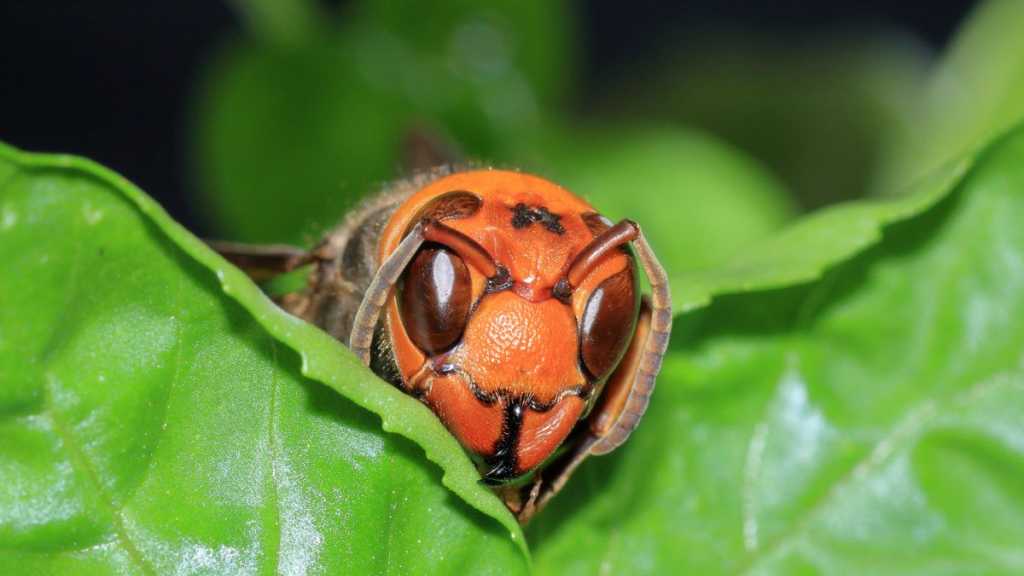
top-left (280, 167), bottom-right (458, 341)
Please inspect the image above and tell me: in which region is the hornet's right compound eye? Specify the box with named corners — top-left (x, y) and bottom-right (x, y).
top-left (399, 246), bottom-right (472, 355)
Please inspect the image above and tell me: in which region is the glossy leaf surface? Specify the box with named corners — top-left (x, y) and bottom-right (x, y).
top-left (195, 1), bottom-right (570, 244)
top-left (0, 144), bottom-right (528, 574)
top-left (528, 124), bottom-right (1024, 576)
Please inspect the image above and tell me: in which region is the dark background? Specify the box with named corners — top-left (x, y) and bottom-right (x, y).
top-left (0, 1), bottom-right (976, 234)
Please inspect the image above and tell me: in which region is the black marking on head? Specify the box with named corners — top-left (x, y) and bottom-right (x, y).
top-left (552, 278), bottom-right (573, 304)
top-left (437, 364), bottom-right (499, 405)
top-left (511, 203), bottom-right (534, 229)
top-left (486, 265), bottom-right (514, 293)
top-left (536, 207), bottom-right (566, 234)
top-left (482, 398), bottom-right (526, 485)
top-left (526, 385), bottom-right (590, 411)
top-left (510, 203), bottom-right (565, 235)
top-left (437, 365), bottom-right (592, 483)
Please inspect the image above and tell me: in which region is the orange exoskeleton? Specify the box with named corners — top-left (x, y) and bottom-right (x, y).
top-left (213, 167), bottom-right (672, 523)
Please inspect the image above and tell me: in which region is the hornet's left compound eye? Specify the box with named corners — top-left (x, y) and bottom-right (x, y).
top-left (579, 266), bottom-right (640, 380)
top-left (399, 246), bottom-right (472, 355)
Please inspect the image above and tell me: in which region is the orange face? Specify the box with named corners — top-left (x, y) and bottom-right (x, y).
top-left (380, 170), bottom-right (640, 482)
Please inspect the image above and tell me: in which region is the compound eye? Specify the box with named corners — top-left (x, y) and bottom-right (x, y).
top-left (400, 246), bottom-right (472, 355)
top-left (579, 266), bottom-right (640, 380)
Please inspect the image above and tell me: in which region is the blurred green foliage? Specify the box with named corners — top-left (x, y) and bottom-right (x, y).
top-left (590, 31), bottom-right (930, 208)
top-left (880, 0), bottom-right (1024, 189)
top-left (195, 0), bottom-right (571, 244)
top-left (5, 0), bottom-right (1024, 574)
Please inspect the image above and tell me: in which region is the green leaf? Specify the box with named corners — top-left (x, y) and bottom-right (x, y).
top-left (881, 0), bottom-right (1024, 189)
top-left (528, 124), bottom-right (1024, 574)
top-left (0, 142), bottom-right (528, 573)
top-left (194, 1), bottom-right (569, 244)
top-left (663, 152), bottom-right (969, 314)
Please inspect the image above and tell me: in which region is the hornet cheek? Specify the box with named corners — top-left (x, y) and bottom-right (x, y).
top-left (516, 395), bottom-right (586, 474)
top-left (422, 373), bottom-right (504, 458)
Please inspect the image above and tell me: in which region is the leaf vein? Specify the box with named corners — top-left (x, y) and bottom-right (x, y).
top-left (43, 375), bottom-right (155, 576)
top-left (732, 374), bottom-right (1022, 575)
